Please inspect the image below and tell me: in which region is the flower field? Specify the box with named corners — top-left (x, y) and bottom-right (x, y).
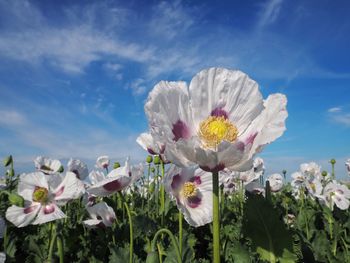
top-left (0, 68), bottom-right (349, 263)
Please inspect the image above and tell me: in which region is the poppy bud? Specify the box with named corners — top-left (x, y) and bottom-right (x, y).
top-left (153, 156), bottom-right (161, 165)
top-left (146, 155), bottom-right (153, 164)
top-left (113, 162), bottom-right (121, 169)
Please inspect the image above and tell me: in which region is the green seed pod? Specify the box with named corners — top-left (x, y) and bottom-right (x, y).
top-left (150, 167), bottom-right (155, 173)
top-left (146, 251), bottom-right (159, 263)
top-left (58, 165), bottom-right (64, 173)
top-left (149, 182), bottom-right (155, 194)
top-left (113, 162), bottom-right (121, 169)
top-left (330, 159), bottom-right (336, 165)
top-left (321, 171), bottom-right (328, 177)
top-left (146, 155), bottom-right (153, 164)
top-left (3, 155), bottom-right (13, 167)
top-left (153, 156), bottom-right (161, 165)
top-left (9, 193), bottom-right (25, 207)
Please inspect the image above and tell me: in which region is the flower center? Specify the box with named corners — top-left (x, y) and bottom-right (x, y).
top-left (182, 182), bottom-right (197, 198)
top-left (33, 187), bottom-right (49, 203)
top-left (199, 116), bottom-right (238, 148)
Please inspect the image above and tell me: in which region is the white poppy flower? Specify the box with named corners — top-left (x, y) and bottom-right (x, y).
top-left (322, 181), bottom-right (350, 210)
top-left (267, 174), bottom-right (284, 192)
top-left (345, 159), bottom-right (350, 176)
top-left (34, 156), bottom-right (62, 175)
top-left (5, 172), bottom-right (85, 227)
top-left (164, 165), bottom-right (212, 227)
top-left (96, 156), bottom-right (110, 169)
top-left (87, 158), bottom-right (140, 197)
top-left (0, 252), bottom-right (5, 263)
top-left (67, 158), bottom-right (89, 180)
top-left (88, 170), bottom-right (106, 185)
top-left (0, 216), bottom-right (5, 238)
top-left (300, 162), bottom-right (322, 181)
top-left (245, 180), bottom-right (265, 195)
top-left (305, 178), bottom-right (323, 199)
top-left (145, 68), bottom-right (287, 172)
top-left (136, 132), bottom-right (169, 163)
top-left (83, 202), bottom-right (116, 228)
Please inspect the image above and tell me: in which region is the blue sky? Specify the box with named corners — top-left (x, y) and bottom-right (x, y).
top-left (0, 0), bottom-right (349, 179)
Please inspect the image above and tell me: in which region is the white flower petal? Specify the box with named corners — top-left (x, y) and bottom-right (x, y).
top-left (86, 202), bottom-right (116, 227)
top-left (53, 172), bottom-right (85, 204)
top-left (0, 252), bottom-right (5, 263)
top-left (67, 158), bottom-right (89, 180)
top-left (18, 172), bottom-right (48, 201)
top-left (6, 204), bottom-right (41, 227)
top-left (189, 68), bottom-right (264, 132)
top-left (96, 156), bottom-right (109, 169)
top-left (83, 219), bottom-right (102, 228)
top-left (87, 175), bottom-right (131, 197)
top-left (89, 170), bottom-right (106, 185)
top-left (145, 81), bottom-right (194, 142)
top-left (34, 156), bottom-right (62, 174)
top-left (32, 204), bottom-right (66, 225)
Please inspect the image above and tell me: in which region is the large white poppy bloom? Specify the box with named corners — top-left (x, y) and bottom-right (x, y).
top-left (145, 68), bottom-right (287, 172)
top-left (6, 172), bottom-right (85, 227)
top-left (322, 181), bottom-right (350, 210)
top-left (87, 158), bottom-right (143, 197)
top-left (164, 165), bottom-right (212, 227)
top-left (83, 202), bottom-right (116, 228)
top-left (67, 158), bottom-right (89, 180)
top-left (34, 156), bottom-right (62, 175)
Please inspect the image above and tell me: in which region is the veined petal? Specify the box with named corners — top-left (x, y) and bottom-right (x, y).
top-left (67, 158), bottom-right (89, 180)
top-left (53, 172), bottom-right (85, 204)
top-left (6, 204), bottom-right (41, 227)
top-left (32, 204), bottom-right (66, 225)
top-left (89, 170), bottom-right (105, 185)
top-left (87, 175), bottom-right (131, 197)
top-left (86, 202), bottom-right (116, 227)
top-left (189, 68), bottom-right (264, 133)
top-left (18, 172), bottom-right (48, 201)
top-left (145, 81), bottom-right (194, 142)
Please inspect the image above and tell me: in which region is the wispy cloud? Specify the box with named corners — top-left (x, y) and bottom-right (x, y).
top-left (256, 0), bottom-right (284, 29)
top-left (327, 105), bottom-right (350, 126)
top-left (328, 107), bottom-right (342, 113)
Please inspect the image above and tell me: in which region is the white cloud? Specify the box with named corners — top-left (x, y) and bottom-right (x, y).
top-left (129, 78), bottom-right (147, 96)
top-left (0, 109), bottom-right (27, 127)
top-left (331, 113), bottom-right (350, 126)
top-left (327, 105), bottom-right (350, 126)
top-left (328, 107), bottom-right (342, 113)
top-left (257, 0), bottom-right (284, 29)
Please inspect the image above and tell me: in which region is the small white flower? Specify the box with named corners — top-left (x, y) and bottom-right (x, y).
top-left (0, 216), bottom-right (5, 238)
top-left (34, 156), bottom-right (62, 175)
top-left (305, 178), bottom-right (323, 199)
top-left (136, 132), bottom-right (168, 163)
top-left (322, 181), bottom-right (350, 210)
top-left (245, 180), bottom-right (265, 195)
top-left (83, 202), bottom-right (116, 228)
top-left (6, 172), bottom-right (85, 227)
top-left (300, 162), bottom-right (322, 181)
top-left (164, 165), bottom-right (212, 227)
top-left (345, 159), bottom-right (350, 176)
top-left (96, 156), bottom-right (109, 169)
top-left (267, 173), bottom-right (284, 192)
top-left (0, 252), bottom-right (5, 263)
top-left (67, 158), bottom-right (89, 180)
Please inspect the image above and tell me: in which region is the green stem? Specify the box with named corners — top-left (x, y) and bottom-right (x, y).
top-left (212, 171), bottom-right (220, 263)
top-left (160, 161), bottom-right (165, 226)
top-left (178, 212), bottom-right (183, 256)
top-left (331, 162), bottom-right (335, 179)
top-left (150, 228), bottom-right (181, 263)
top-left (57, 235), bottom-right (64, 263)
top-left (124, 202), bottom-right (134, 263)
top-left (3, 225), bottom-right (8, 252)
top-left (147, 164), bottom-right (151, 217)
top-left (48, 224), bottom-right (57, 263)
top-left (157, 243), bottom-right (163, 263)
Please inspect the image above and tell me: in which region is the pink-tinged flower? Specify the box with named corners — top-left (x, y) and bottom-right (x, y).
top-left (0, 216), bottom-right (5, 238)
top-left (267, 174), bottom-right (284, 192)
top-left (145, 68), bottom-right (287, 172)
top-left (34, 156), bottom-right (62, 175)
top-left (136, 132), bottom-right (168, 163)
top-left (67, 158), bottom-right (89, 180)
top-left (164, 165), bottom-right (212, 227)
top-left (346, 159), bottom-right (350, 175)
top-left (87, 158), bottom-right (141, 197)
top-left (5, 172), bottom-right (85, 227)
top-left (322, 181), bottom-right (350, 210)
top-left (83, 202), bottom-right (116, 228)
top-left (96, 156), bottom-right (109, 169)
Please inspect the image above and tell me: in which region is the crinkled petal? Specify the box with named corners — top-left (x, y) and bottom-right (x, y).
top-left (145, 81), bottom-right (194, 142)
top-left (18, 172), bottom-right (48, 201)
top-left (89, 170), bottom-right (105, 185)
top-left (87, 175), bottom-right (131, 197)
top-left (86, 202), bottom-right (116, 227)
top-left (32, 204), bottom-right (66, 225)
top-left (83, 219), bottom-right (102, 228)
top-left (67, 158), bottom-right (89, 180)
top-left (53, 172), bottom-right (85, 204)
top-left (189, 68), bottom-right (264, 133)
top-left (6, 204), bottom-right (41, 227)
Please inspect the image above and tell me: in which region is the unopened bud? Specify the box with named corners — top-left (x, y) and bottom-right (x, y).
top-left (322, 171), bottom-right (328, 177)
top-left (150, 167), bottom-right (155, 173)
top-left (153, 156), bottom-right (161, 165)
top-left (146, 155), bottom-right (153, 164)
top-left (113, 162), bottom-right (121, 169)
top-left (330, 159), bottom-right (336, 165)
top-left (9, 193), bottom-right (25, 207)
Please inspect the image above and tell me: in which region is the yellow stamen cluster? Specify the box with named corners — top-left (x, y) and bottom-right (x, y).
top-left (33, 187), bottom-right (49, 203)
top-left (181, 182), bottom-right (197, 198)
top-left (199, 116), bottom-right (238, 148)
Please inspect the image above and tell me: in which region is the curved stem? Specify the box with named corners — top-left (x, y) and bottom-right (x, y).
top-left (212, 171), bottom-right (220, 263)
top-left (57, 235), bottom-right (64, 263)
top-left (151, 228), bottom-right (182, 263)
top-left (124, 202), bottom-right (133, 263)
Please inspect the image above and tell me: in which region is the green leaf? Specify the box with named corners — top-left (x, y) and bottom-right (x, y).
top-left (225, 241), bottom-right (252, 263)
top-left (109, 245), bottom-right (130, 263)
top-left (242, 194), bottom-right (297, 263)
top-left (3, 155), bottom-right (13, 167)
